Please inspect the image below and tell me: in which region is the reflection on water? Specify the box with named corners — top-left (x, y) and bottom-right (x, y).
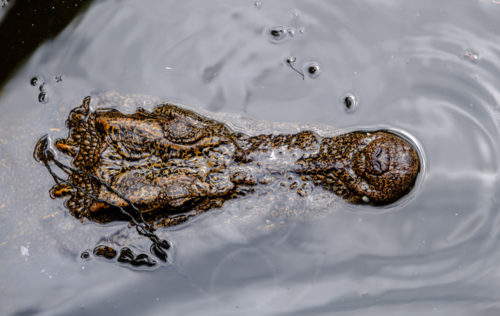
top-left (1, 0), bottom-right (500, 315)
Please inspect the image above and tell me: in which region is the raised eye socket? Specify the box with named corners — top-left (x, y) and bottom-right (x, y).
top-left (164, 120), bottom-right (204, 144)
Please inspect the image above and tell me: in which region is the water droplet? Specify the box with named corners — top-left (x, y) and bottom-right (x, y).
top-left (266, 26), bottom-right (287, 43)
top-left (80, 251), bottom-right (90, 260)
top-left (20, 245), bottom-right (30, 258)
top-left (463, 48), bottom-right (479, 62)
top-left (342, 93), bottom-right (359, 113)
top-left (287, 27), bottom-right (296, 38)
top-left (38, 92), bottom-right (48, 104)
top-left (285, 56), bottom-right (296, 64)
top-left (283, 56), bottom-right (304, 79)
top-left (303, 62), bottom-right (321, 79)
top-left (39, 83), bottom-right (46, 92)
top-left (30, 77), bottom-right (38, 86)
top-left (254, 1), bottom-right (262, 9)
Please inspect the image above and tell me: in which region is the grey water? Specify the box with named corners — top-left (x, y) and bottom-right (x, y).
top-left (1, 0), bottom-right (500, 315)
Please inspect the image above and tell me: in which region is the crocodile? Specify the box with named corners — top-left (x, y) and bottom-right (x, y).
top-left (34, 95), bottom-right (421, 228)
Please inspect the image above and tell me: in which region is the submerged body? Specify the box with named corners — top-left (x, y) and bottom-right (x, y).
top-left (35, 96), bottom-right (420, 227)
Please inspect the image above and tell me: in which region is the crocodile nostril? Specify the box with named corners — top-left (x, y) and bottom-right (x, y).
top-left (370, 147), bottom-right (389, 174)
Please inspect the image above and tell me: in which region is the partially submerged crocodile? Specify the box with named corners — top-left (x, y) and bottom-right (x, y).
top-left (34, 95), bottom-right (421, 230)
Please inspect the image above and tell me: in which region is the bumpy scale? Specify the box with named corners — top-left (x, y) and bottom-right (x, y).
top-left (35, 96), bottom-right (420, 227)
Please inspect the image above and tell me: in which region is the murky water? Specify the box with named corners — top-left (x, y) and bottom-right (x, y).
top-left (2, 0), bottom-right (500, 315)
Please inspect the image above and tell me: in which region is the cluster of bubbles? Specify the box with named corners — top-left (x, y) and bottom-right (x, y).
top-left (264, 20), bottom-right (318, 80)
top-left (263, 16), bottom-right (361, 112)
top-left (30, 77), bottom-right (49, 104)
top-left (263, 20), bottom-right (319, 80)
top-left (30, 75), bottom-right (63, 104)
top-left (257, 6), bottom-right (376, 115)
top-left (266, 25), bottom-right (304, 44)
top-left (283, 56), bottom-right (321, 80)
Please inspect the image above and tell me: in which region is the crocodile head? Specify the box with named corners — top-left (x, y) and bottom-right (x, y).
top-left (296, 131), bottom-right (420, 205)
top-left (35, 96), bottom-right (421, 227)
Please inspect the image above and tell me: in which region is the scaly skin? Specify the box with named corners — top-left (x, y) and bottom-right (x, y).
top-left (34, 96), bottom-right (420, 227)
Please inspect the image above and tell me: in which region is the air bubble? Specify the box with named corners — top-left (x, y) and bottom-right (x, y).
top-left (39, 83), bottom-right (46, 93)
top-left (20, 245), bottom-right (29, 258)
top-left (30, 77), bottom-right (38, 86)
top-left (80, 251), bottom-right (90, 260)
top-left (341, 93), bottom-right (359, 113)
top-left (38, 92), bottom-right (48, 104)
top-left (266, 26), bottom-right (287, 43)
top-left (303, 62), bottom-right (321, 79)
top-left (463, 48), bottom-right (479, 62)
top-left (283, 55), bottom-right (304, 79)
top-left (254, 1), bottom-right (262, 9)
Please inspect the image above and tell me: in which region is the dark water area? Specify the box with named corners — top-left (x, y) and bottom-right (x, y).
top-left (2, 0), bottom-right (500, 315)
top-left (0, 0), bottom-right (93, 86)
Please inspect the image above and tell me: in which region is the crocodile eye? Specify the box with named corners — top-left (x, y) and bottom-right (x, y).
top-left (164, 119), bottom-right (204, 144)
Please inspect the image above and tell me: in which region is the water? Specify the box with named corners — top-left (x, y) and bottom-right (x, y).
top-left (1, 0), bottom-right (500, 315)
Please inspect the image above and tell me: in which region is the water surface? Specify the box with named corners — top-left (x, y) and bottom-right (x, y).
top-left (2, 0), bottom-right (500, 315)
